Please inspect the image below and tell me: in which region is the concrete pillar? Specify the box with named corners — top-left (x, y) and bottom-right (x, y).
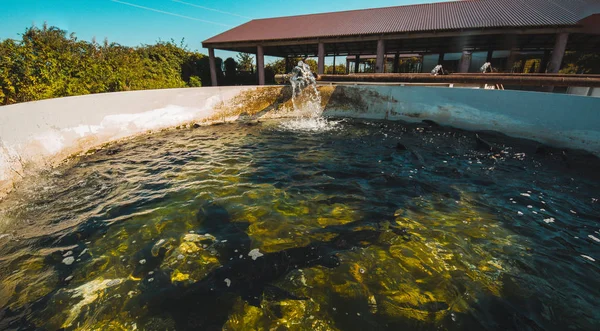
top-left (346, 59), bottom-right (350, 74)
top-left (208, 48), bottom-right (218, 86)
top-left (317, 42), bottom-right (325, 75)
top-left (486, 50), bottom-right (494, 63)
top-left (548, 33), bottom-right (569, 73)
top-left (354, 55), bottom-right (360, 73)
top-left (459, 50), bottom-right (472, 73)
top-left (376, 39), bottom-right (385, 73)
top-left (256, 45), bottom-right (265, 85)
top-left (393, 52), bottom-right (400, 73)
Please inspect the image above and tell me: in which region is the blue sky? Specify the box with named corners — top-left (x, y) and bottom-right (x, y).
top-left (0, 0), bottom-right (450, 62)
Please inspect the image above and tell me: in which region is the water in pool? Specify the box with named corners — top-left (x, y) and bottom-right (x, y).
top-left (0, 118), bottom-right (598, 330)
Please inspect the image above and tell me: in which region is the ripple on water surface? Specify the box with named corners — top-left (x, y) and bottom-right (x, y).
top-left (0, 119), bottom-right (599, 330)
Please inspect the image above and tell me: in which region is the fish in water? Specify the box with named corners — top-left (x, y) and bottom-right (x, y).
top-left (130, 202), bottom-right (409, 330)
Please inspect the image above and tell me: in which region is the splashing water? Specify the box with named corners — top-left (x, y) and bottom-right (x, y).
top-left (290, 61), bottom-right (317, 100)
top-left (280, 61), bottom-right (336, 132)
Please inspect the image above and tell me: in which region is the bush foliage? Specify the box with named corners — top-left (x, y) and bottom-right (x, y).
top-left (0, 24), bottom-right (218, 105)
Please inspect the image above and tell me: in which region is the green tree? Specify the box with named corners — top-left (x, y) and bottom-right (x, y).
top-left (0, 39), bottom-right (18, 104)
top-left (188, 76), bottom-right (201, 87)
top-left (224, 57), bottom-right (237, 77)
top-left (325, 64), bottom-right (346, 74)
top-left (560, 51), bottom-right (600, 74)
top-left (236, 53), bottom-right (254, 72)
top-left (266, 59), bottom-right (286, 75)
top-left (304, 59), bottom-right (318, 73)
top-left (265, 57), bottom-right (308, 75)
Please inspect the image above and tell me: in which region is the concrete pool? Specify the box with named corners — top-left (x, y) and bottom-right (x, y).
top-left (0, 85), bottom-right (599, 330)
top-left (1, 84), bottom-right (599, 198)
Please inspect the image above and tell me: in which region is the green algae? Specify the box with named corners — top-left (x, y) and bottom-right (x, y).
top-left (0, 119), bottom-right (598, 330)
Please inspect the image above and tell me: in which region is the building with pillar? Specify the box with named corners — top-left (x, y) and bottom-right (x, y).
top-left (203, 0), bottom-right (600, 85)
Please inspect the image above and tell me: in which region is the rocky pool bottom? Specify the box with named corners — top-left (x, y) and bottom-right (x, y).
top-left (0, 118), bottom-right (599, 331)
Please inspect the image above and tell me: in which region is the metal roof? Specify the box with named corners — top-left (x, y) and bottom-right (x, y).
top-left (203, 0), bottom-right (600, 45)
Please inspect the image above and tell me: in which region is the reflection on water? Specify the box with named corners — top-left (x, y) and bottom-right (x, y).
top-left (0, 119), bottom-right (599, 330)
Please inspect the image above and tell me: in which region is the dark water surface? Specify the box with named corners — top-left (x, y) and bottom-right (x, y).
top-left (0, 119), bottom-right (598, 330)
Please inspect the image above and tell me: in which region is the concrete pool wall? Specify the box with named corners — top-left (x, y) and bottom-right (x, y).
top-left (1, 85), bottom-right (599, 198)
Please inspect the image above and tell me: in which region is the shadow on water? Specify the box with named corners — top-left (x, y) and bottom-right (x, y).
top-left (129, 201), bottom-right (410, 330)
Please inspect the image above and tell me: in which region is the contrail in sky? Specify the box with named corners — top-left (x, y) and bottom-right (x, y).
top-left (109, 0), bottom-right (231, 27)
top-left (172, 0), bottom-right (253, 19)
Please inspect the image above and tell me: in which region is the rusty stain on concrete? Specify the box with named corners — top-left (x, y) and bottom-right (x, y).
top-left (206, 86), bottom-right (290, 122)
top-left (200, 85), bottom-right (338, 123)
top-left (323, 86), bottom-right (396, 113)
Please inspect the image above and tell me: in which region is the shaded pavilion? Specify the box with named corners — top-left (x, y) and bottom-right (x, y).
top-left (203, 0), bottom-right (600, 85)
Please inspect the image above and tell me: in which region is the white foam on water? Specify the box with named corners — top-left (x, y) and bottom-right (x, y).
top-left (279, 117), bottom-right (339, 132)
top-left (62, 256), bottom-right (75, 265)
top-left (248, 248), bottom-right (264, 260)
top-left (63, 278), bottom-right (124, 327)
top-left (581, 255), bottom-right (595, 262)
